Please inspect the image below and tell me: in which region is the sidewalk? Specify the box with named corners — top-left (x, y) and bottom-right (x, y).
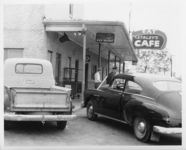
top-left (71, 97), bottom-right (84, 112)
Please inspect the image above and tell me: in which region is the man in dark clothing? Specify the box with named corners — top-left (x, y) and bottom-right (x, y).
top-left (106, 66), bottom-right (117, 86)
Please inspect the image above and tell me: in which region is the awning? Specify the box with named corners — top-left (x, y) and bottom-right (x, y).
top-left (43, 19), bottom-right (138, 63)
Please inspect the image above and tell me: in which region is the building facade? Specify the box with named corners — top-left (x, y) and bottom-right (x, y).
top-left (4, 4), bottom-right (137, 97)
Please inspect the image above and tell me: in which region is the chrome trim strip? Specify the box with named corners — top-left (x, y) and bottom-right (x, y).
top-left (95, 112), bottom-right (127, 124)
top-left (124, 92), bottom-right (154, 100)
top-left (153, 125), bottom-right (182, 134)
top-left (4, 112), bottom-right (76, 121)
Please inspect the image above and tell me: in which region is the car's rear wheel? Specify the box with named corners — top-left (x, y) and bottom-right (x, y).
top-left (87, 100), bottom-right (97, 121)
top-left (133, 116), bottom-right (151, 142)
top-left (57, 121), bottom-right (67, 130)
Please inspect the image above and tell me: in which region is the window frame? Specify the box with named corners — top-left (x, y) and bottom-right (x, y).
top-left (124, 80), bottom-right (143, 94)
top-left (15, 63), bottom-right (43, 74)
top-left (110, 77), bottom-right (126, 91)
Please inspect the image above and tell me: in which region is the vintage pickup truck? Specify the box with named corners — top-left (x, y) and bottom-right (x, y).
top-left (4, 58), bottom-right (76, 129)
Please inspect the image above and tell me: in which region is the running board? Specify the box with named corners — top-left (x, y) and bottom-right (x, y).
top-left (95, 112), bottom-right (128, 124)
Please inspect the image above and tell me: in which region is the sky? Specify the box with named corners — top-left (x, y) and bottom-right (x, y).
top-left (82, 0), bottom-right (183, 77)
top-left (2, 0), bottom-right (184, 77)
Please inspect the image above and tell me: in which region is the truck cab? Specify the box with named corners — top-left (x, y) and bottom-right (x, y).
top-left (4, 58), bottom-right (76, 129)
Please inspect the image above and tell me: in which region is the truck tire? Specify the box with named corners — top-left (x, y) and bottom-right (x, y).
top-left (57, 121), bottom-right (67, 130)
top-left (87, 100), bottom-right (97, 121)
top-left (133, 116), bottom-right (152, 142)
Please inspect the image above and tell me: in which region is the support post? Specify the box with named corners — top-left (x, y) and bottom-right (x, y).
top-left (123, 62), bottom-right (125, 73)
top-left (119, 59), bottom-right (121, 73)
top-left (114, 56), bottom-right (117, 67)
top-left (170, 56), bottom-right (173, 77)
top-left (98, 43), bottom-right (101, 68)
top-left (108, 51), bottom-right (110, 74)
top-left (81, 24), bottom-right (86, 103)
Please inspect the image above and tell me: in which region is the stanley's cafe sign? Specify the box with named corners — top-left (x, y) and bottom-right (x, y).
top-left (132, 30), bottom-right (167, 50)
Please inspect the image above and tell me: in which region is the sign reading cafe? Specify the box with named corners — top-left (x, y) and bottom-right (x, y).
top-left (132, 30), bottom-right (167, 50)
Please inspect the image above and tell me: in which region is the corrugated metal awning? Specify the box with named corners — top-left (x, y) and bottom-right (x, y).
top-left (43, 19), bottom-right (138, 62)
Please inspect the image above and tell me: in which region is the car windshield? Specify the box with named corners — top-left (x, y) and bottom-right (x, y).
top-left (153, 80), bottom-right (181, 91)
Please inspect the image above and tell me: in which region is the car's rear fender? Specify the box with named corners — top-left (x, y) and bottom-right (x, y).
top-left (124, 101), bottom-right (168, 126)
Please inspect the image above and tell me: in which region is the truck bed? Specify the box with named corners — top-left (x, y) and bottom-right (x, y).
top-left (10, 87), bottom-right (70, 112)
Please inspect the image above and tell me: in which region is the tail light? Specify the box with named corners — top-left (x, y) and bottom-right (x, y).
top-left (65, 91), bottom-right (72, 108)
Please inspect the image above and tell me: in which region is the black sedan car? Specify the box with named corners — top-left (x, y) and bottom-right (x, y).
top-left (82, 73), bottom-right (181, 142)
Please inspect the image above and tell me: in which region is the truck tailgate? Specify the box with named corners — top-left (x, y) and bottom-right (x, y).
top-left (11, 88), bottom-right (70, 110)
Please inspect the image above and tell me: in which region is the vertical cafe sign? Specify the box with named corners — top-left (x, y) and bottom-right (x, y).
top-left (132, 30), bottom-right (167, 50)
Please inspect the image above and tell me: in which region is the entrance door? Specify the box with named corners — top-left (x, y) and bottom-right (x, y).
top-left (55, 53), bottom-right (61, 85)
top-left (97, 77), bottom-right (126, 119)
top-left (85, 63), bottom-right (89, 89)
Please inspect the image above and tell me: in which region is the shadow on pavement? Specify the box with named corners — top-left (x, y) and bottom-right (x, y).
top-left (90, 116), bottom-right (182, 145)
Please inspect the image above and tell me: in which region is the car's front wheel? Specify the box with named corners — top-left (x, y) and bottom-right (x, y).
top-left (133, 116), bottom-right (152, 142)
top-left (87, 100), bottom-right (97, 121)
top-left (57, 121), bottom-right (67, 130)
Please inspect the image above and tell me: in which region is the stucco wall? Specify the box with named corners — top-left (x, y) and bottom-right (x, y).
top-left (4, 4), bottom-right (108, 90)
top-left (4, 5), bottom-right (47, 59)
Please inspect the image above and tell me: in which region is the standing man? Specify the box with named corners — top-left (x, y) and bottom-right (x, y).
top-left (106, 66), bottom-right (117, 86)
top-left (94, 68), bottom-right (101, 89)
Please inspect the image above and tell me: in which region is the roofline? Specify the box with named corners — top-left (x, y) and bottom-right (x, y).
top-left (43, 19), bottom-right (138, 62)
top-left (43, 19), bottom-right (125, 27)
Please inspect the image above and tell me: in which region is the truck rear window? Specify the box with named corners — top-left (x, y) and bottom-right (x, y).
top-left (15, 63), bottom-right (43, 74)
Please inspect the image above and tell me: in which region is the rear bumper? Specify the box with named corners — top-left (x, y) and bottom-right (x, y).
top-left (4, 112), bottom-right (76, 121)
top-left (153, 125), bottom-right (182, 135)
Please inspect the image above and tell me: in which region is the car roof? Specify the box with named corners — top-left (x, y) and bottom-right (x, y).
top-left (114, 73), bottom-right (180, 99)
top-left (114, 73), bottom-right (180, 83)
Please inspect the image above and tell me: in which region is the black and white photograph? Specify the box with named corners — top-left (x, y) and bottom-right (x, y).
top-left (1, 0), bottom-right (185, 149)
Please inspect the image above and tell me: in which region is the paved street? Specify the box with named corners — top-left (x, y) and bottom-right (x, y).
top-left (4, 101), bottom-right (181, 147)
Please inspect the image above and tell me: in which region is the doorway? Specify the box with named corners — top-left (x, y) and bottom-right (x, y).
top-left (85, 63), bottom-right (89, 89)
top-left (55, 53), bottom-right (61, 85)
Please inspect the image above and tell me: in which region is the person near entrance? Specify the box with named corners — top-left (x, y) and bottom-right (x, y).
top-left (94, 68), bottom-right (101, 89)
top-left (106, 66), bottom-right (117, 86)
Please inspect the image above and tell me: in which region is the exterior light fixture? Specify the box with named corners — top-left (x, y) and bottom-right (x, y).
top-left (59, 33), bottom-right (70, 43)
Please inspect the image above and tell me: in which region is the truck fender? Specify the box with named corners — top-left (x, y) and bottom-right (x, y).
top-left (4, 86), bottom-right (11, 110)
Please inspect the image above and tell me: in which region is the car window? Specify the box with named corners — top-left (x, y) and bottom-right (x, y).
top-left (111, 78), bottom-right (125, 91)
top-left (15, 63), bottom-right (43, 74)
top-left (125, 81), bottom-right (142, 94)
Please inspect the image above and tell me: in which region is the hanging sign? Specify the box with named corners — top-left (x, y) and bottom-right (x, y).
top-left (132, 30), bottom-right (167, 50)
top-left (96, 33), bottom-right (115, 43)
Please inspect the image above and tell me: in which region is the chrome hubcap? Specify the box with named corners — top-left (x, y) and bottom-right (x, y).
top-left (137, 122), bottom-right (146, 133)
top-left (134, 118), bottom-right (147, 139)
